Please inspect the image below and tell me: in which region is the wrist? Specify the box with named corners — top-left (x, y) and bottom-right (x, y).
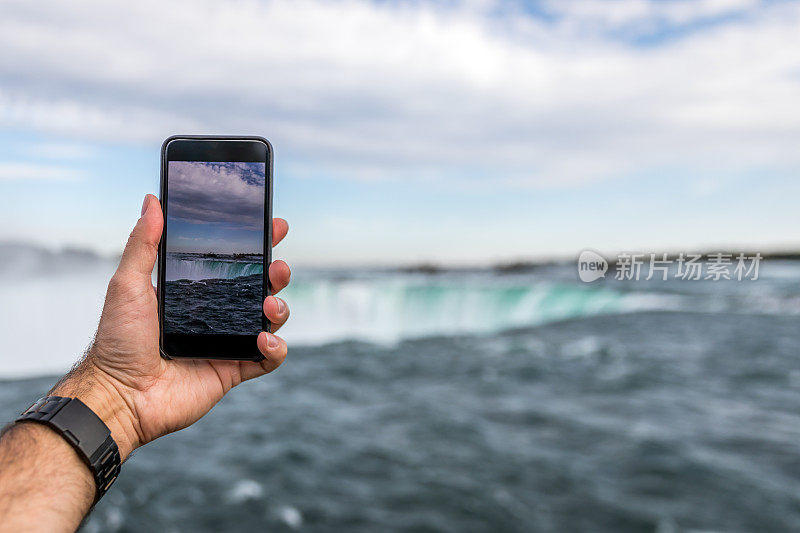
top-left (50, 360), bottom-right (140, 461)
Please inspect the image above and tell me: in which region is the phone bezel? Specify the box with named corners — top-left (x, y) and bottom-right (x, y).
top-left (158, 135), bottom-right (273, 361)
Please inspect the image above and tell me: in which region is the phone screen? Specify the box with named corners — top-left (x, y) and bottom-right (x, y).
top-left (160, 138), bottom-right (271, 360)
top-left (164, 161), bottom-right (266, 335)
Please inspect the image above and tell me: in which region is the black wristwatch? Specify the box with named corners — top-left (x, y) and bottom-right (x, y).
top-left (16, 396), bottom-right (121, 504)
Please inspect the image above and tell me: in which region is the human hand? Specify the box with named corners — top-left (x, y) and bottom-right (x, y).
top-left (51, 194), bottom-right (291, 460)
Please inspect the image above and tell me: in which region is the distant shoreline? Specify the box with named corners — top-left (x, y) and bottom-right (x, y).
top-left (169, 251), bottom-right (263, 259)
top-left (399, 251), bottom-right (799, 275)
top-left (3, 240), bottom-right (800, 274)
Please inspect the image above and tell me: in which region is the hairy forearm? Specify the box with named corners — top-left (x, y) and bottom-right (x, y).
top-left (0, 423), bottom-right (95, 532)
top-left (0, 360), bottom-right (138, 532)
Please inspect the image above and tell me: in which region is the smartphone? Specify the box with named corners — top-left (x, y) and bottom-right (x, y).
top-left (158, 135), bottom-right (273, 361)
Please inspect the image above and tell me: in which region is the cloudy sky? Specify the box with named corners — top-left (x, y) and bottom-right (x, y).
top-left (167, 162), bottom-right (266, 254)
top-left (1, 0), bottom-right (799, 265)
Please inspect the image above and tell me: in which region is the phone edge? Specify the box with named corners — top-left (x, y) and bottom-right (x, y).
top-left (157, 135), bottom-right (274, 362)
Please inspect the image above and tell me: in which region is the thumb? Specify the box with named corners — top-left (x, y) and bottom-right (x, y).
top-left (117, 194), bottom-right (163, 278)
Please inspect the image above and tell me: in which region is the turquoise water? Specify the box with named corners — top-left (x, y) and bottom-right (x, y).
top-left (165, 253), bottom-right (264, 281)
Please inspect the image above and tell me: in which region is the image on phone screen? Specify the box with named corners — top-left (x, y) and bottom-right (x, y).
top-left (163, 161), bottom-right (266, 336)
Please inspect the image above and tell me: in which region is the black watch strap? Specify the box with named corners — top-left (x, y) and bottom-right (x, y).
top-left (16, 396), bottom-right (121, 504)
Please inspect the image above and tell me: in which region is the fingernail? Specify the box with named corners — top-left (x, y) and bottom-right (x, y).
top-left (267, 333), bottom-right (279, 349)
top-left (276, 298), bottom-right (287, 315)
top-left (140, 195), bottom-right (149, 216)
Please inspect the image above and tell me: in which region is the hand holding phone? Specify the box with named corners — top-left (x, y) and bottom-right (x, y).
top-left (49, 191), bottom-right (290, 463)
top-left (0, 148), bottom-right (291, 531)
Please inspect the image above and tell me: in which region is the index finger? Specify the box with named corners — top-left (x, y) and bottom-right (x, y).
top-left (272, 218), bottom-right (288, 247)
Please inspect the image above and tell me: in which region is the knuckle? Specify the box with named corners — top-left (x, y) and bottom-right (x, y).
top-left (108, 273), bottom-right (127, 293)
top-left (108, 273), bottom-right (140, 296)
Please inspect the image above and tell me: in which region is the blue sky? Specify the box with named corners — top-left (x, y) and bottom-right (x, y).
top-left (1, 0), bottom-right (799, 266)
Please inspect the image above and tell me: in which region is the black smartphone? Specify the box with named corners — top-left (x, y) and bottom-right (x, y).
top-left (158, 135), bottom-right (273, 361)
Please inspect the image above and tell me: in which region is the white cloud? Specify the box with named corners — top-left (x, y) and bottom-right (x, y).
top-left (0, 162), bottom-right (84, 181)
top-left (167, 161), bottom-right (265, 229)
top-left (0, 0), bottom-right (799, 188)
